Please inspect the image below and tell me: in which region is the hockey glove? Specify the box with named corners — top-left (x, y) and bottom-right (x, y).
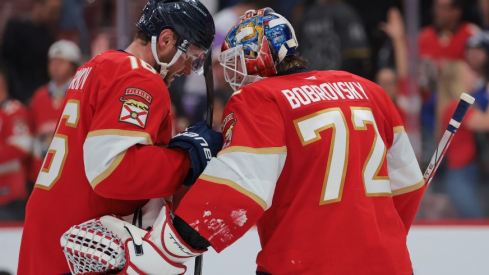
top-left (168, 120), bottom-right (223, 186)
top-left (60, 205), bottom-right (205, 275)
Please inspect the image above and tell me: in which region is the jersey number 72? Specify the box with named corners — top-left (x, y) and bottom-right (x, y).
top-left (294, 107), bottom-right (391, 205)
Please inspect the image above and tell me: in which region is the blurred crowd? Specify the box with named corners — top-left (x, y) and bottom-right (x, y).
top-left (0, 0), bottom-right (488, 222)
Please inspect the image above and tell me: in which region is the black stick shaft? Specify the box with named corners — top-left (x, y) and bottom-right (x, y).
top-left (194, 48), bottom-right (214, 275)
top-left (204, 50), bottom-right (214, 128)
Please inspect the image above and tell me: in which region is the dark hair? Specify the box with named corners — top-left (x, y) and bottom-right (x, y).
top-left (268, 41), bottom-right (308, 74)
top-left (134, 29), bottom-right (179, 46)
top-left (275, 52), bottom-right (308, 74)
top-left (134, 30), bottom-right (151, 45)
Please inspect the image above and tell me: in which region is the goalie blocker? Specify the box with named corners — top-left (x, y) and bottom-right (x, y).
top-left (60, 205), bottom-right (206, 275)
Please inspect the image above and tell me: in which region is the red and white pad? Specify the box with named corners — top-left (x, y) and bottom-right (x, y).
top-left (148, 205), bottom-right (206, 264)
top-left (60, 206), bottom-right (204, 275)
top-left (60, 218), bottom-right (126, 274)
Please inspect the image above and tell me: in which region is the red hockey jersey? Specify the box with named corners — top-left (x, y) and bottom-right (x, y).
top-left (419, 22), bottom-right (478, 61)
top-left (18, 50), bottom-right (190, 274)
top-left (176, 70), bottom-right (425, 274)
top-left (0, 99), bottom-right (32, 205)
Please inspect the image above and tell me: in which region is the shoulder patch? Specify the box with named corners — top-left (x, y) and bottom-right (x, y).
top-left (119, 97), bottom-right (150, 129)
top-left (125, 88), bottom-right (153, 104)
top-left (222, 112), bottom-right (237, 148)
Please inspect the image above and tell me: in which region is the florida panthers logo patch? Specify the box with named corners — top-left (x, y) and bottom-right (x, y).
top-left (119, 97), bottom-right (149, 128)
top-left (221, 112), bottom-right (237, 148)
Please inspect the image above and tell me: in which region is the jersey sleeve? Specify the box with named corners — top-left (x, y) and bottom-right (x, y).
top-left (175, 88), bottom-right (287, 252)
top-left (83, 68), bottom-right (190, 200)
top-left (378, 84), bottom-right (425, 231)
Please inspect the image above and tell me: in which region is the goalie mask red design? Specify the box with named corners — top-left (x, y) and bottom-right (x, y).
top-left (220, 8), bottom-right (299, 91)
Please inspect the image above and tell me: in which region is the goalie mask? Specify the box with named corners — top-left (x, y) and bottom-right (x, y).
top-left (220, 8), bottom-right (298, 91)
top-left (136, 0), bottom-right (215, 77)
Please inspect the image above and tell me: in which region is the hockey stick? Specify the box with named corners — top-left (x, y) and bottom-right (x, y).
top-left (194, 45), bottom-right (214, 275)
top-left (423, 93), bottom-right (475, 186)
top-left (204, 49), bottom-right (214, 128)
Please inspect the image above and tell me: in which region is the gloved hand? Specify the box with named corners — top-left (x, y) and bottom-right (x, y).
top-left (60, 205), bottom-right (205, 275)
top-left (168, 120), bottom-right (223, 185)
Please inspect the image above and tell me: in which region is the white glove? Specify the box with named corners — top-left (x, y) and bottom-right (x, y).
top-left (61, 206), bottom-right (205, 275)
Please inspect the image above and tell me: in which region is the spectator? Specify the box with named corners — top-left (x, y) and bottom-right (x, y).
top-left (29, 40), bottom-right (81, 183)
top-left (441, 97), bottom-right (484, 218)
top-left (0, 61), bottom-right (33, 221)
top-left (376, 68), bottom-right (407, 122)
top-left (57, 0), bottom-right (90, 57)
top-left (377, 7), bottom-right (409, 126)
top-left (0, 0), bottom-right (62, 105)
top-left (297, 0), bottom-right (371, 78)
top-left (436, 61), bottom-right (484, 218)
top-left (465, 31), bottom-right (489, 111)
top-left (436, 61), bottom-right (472, 132)
top-left (465, 31), bottom-right (489, 164)
top-left (418, 0), bottom-right (479, 170)
top-left (419, 0), bottom-right (479, 63)
top-left (479, 0), bottom-right (489, 29)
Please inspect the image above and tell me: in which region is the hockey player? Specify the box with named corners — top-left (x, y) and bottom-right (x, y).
top-left (29, 40), bottom-right (82, 183)
top-left (18, 0), bottom-right (221, 274)
top-left (62, 8), bottom-right (425, 275)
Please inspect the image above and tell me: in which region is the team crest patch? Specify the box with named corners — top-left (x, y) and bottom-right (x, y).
top-left (119, 97), bottom-right (150, 128)
top-left (125, 88), bottom-right (153, 104)
top-left (221, 112), bottom-right (237, 148)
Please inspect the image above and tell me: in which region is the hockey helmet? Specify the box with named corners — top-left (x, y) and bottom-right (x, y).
top-left (219, 8), bottom-right (298, 91)
top-left (136, 0), bottom-right (215, 75)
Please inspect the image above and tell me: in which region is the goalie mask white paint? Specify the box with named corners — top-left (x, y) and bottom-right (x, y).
top-left (219, 45), bottom-right (265, 91)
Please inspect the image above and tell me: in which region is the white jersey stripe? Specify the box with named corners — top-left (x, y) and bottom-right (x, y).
top-left (84, 130), bottom-right (152, 187)
top-left (202, 150), bottom-right (287, 210)
top-left (387, 131), bottom-right (424, 195)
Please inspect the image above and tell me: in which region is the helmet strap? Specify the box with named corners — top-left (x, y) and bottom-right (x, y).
top-left (151, 36), bottom-right (184, 79)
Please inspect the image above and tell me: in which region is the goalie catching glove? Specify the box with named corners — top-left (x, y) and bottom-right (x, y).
top-left (168, 120), bottom-right (223, 186)
top-left (60, 205), bottom-right (205, 275)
